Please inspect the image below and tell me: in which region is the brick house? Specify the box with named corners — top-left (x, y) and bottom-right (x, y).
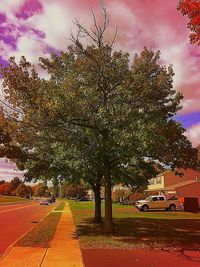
top-left (145, 168), bottom-right (200, 204)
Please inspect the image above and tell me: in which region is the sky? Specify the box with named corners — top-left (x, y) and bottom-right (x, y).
top-left (0, 0), bottom-right (200, 181)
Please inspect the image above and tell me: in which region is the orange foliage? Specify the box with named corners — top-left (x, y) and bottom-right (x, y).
top-left (178, 0), bottom-right (200, 45)
top-left (0, 182), bottom-right (11, 196)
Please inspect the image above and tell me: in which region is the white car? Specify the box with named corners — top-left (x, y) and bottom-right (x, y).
top-left (135, 195), bottom-right (181, 212)
top-left (39, 199), bottom-right (49, 205)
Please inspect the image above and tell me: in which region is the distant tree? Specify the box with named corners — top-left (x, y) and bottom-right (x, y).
top-left (26, 185), bottom-right (33, 196)
top-left (15, 183), bottom-right (29, 197)
top-left (178, 0), bottom-right (200, 45)
top-left (0, 182), bottom-right (11, 195)
top-left (10, 177), bottom-right (22, 193)
top-left (52, 177), bottom-right (60, 197)
top-left (33, 183), bottom-right (48, 197)
top-left (60, 181), bottom-right (68, 198)
top-left (65, 184), bottom-right (86, 199)
top-left (0, 180), bottom-right (5, 185)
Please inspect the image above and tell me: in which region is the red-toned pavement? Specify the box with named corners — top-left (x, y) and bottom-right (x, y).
top-left (0, 202), bottom-right (84, 267)
top-left (1, 202), bottom-right (200, 267)
top-left (82, 249), bottom-right (200, 267)
top-left (0, 202), bottom-right (54, 257)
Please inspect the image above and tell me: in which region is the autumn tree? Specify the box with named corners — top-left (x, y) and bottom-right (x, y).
top-left (65, 184), bottom-right (86, 199)
top-left (33, 183), bottom-right (48, 197)
top-left (10, 177), bottom-right (22, 194)
top-left (26, 185), bottom-right (33, 196)
top-left (15, 183), bottom-right (29, 197)
top-left (0, 182), bottom-right (11, 195)
top-left (0, 2), bottom-right (197, 233)
top-left (178, 0), bottom-right (200, 45)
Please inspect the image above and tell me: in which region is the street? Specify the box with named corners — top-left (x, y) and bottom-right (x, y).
top-left (0, 202), bottom-right (54, 257)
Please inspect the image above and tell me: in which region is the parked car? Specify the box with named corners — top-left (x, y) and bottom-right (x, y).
top-left (135, 195), bottom-right (181, 212)
top-left (78, 197), bottom-right (90, 201)
top-left (39, 199), bottom-right (49, 205)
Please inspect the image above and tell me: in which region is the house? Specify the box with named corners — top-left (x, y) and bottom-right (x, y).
top-left (145, 168), bottom-right (200, 204)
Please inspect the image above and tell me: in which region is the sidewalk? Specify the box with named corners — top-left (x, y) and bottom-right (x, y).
top-left (0, 202), bottom-right (84, 267)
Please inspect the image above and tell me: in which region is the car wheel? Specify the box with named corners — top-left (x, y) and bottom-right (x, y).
top-left (169, 204), bottom-right (176, 211)
top-left (142, 205), bottom-right (149, 212)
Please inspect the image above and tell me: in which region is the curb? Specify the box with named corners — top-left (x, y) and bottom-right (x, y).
top-left (0, 204), bottom-right (57, 261)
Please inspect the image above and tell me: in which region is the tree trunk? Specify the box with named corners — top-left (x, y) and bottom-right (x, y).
top-left (104, 166), bottom-right (113, 233)
top-left (93, 183), bottom-right (102, 223)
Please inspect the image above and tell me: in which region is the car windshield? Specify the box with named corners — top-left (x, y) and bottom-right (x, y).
top-left (145, 196), bottom-right (152, 201)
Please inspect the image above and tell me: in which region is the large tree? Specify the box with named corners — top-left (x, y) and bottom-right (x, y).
top-left (0, 3), bottom-right (197, 233)
top-left (178, 0), bottom-right (200, 45)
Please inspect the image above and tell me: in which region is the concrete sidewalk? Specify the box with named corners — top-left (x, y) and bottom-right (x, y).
top-left (0, 202), bottom-right (84, 267)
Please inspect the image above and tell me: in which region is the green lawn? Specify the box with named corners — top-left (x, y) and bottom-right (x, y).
top-left (0, 196), bottom-right (30, 203)
top-left (68, 200), bottom-right (200, 250)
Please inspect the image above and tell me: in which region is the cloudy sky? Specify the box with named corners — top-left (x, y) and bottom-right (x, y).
top-left (0, 0), bottom-right (200, 180)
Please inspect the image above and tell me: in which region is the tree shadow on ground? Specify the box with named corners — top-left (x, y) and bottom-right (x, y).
top-left (76, 216), bottom-right (200, 249)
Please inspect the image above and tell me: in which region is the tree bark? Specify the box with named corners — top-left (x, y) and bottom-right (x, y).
top-left (93, 183), bottom-right (102, 223)
top-left (104, 165), bottom-right (113, 233)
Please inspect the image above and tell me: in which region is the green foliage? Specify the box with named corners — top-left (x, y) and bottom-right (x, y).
top-left (0, 4), bottom-right (197, 232)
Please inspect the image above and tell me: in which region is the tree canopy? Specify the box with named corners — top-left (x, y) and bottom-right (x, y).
top-left (0, 3), bottom-right (198, 232)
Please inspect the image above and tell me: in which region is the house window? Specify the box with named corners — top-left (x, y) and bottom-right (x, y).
top-left (149, 179), bottom-right (154, 185)
top-left (156, 176), bottom-right (162, 184)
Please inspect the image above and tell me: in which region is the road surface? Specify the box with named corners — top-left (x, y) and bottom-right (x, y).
top-left (0, 201), bottom-right (54, 256)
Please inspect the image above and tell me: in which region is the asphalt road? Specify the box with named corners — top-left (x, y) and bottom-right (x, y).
top-left (0, 201), bottom-right (54, 256)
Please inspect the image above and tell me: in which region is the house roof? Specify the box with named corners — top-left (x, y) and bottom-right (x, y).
top-left (145, 179), bottom-right (200, 192)
top-left (156, 168), bottom-right (200, 178)
top-left (156, 170), bottom-right (171, 176)
top-left (163, 180), bottom-right (200, 190)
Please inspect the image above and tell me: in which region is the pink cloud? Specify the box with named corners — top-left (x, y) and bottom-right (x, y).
top-left (0, 0), bottom-right (26, 14)
top-left (0, 158), bottom-right (16, 169)
top-left (31, 0), bottom-right (199, 114)
top-left (16, 0), bottom-right (43, 20)
top-left (186, 123), bottom-right (200, 147)
top-left (0, 158), bottom-right (24, 181)
top-left (104, 0), bottom-right (200, 114)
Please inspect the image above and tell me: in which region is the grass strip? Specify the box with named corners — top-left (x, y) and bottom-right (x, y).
top-left (54, 201), bottom-right (65, 211)
top-left (68, 200), bottom-right (200, 250)
top-left (16, 202), bottom-right (65, 247)
top-left (0, 196), bottom-right (30, 203)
